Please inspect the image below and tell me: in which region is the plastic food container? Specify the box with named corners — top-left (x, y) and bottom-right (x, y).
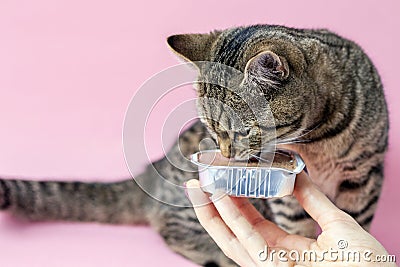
top-left (190, 149), bottom-right (305, 199)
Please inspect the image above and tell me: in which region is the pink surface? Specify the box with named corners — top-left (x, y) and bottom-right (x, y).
top-left (0, 0), bottom-right (399, 266)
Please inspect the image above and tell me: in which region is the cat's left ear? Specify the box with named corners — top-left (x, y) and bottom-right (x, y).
top-left (167, 31), bottom-right (221, 62)
top-left (245, 51), bottom-right (290, 80)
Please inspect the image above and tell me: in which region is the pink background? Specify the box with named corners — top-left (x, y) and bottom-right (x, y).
top-left (0, 0), bottom-right (399, 266)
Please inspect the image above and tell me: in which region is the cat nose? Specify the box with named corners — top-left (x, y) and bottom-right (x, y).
top-left (218, 135), bottom-right (234, 158)
top-left (221, 146), bottom-right (234, 158)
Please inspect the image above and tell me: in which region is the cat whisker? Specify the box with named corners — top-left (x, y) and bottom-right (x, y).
top-left (275, 122), bottom-right (322, 145)
top-left (275, 139), bottom-right (311, 145)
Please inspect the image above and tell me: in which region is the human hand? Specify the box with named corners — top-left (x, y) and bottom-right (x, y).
top-left (185, 172), bottom-right (396, 266)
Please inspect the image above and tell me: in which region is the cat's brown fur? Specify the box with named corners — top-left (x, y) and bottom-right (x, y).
top-left (0, 25), bottom-right (388, 266)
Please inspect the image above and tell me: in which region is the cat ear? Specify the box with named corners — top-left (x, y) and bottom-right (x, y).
top-left (167, 31), bottom-right (221, 62)
top-left (245, 51), bottom-right (289, 80)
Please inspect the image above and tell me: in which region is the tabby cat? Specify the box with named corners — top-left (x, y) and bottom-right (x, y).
top-left (0, 25), bottom-right (388, 266)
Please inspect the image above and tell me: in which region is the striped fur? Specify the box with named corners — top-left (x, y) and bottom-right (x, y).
top-left (0, 25), bottom-right (388, 267)
top-left (0, 178), bottom-right (148, 224)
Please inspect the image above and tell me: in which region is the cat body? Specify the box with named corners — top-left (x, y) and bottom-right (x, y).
top-left (0, 25), bottom-right (388, 267)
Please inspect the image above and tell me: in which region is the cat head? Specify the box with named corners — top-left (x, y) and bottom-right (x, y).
top-left (167, 25), bottom-right (334, 159)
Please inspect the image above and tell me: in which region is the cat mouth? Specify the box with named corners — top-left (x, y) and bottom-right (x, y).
top-left (248, 155), bottom-right (260, 163)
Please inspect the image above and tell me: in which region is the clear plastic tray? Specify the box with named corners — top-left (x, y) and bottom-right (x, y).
top-left (190, 149), bottom-right (305, 198)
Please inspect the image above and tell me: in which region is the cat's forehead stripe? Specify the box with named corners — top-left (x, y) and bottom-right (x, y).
top-left (215, 26), bottom-right (263, 67)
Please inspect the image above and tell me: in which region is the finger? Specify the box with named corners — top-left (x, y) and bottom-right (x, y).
top-left (230, 197), bottom-right (289, 246)
top-left (211, 192), bottom-right (269, 264)
top-left (293, 171), bottom-right (357, 231)
top-left (230, 197), bottom-right (315, 255)
top-left (186, 180), bottom-right (257, 267)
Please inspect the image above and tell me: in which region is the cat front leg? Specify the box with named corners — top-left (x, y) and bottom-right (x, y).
top-left (333, 162), bottom-right (384, 231)
top-left (149, 203), bottom-right (238, 267)
top-left (267, 196), bottom-right (318, 238)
